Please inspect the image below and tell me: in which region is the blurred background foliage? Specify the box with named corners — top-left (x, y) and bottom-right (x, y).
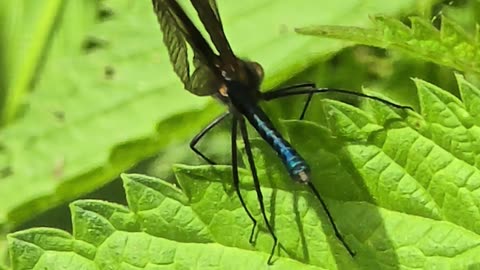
top-left (0, 0), bottom-right (478, 267)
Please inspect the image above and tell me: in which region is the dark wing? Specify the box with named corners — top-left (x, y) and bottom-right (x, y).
top-left (208, 0), bottom-right (221, 21)
top-left (152, 0), bottom-right (222, 96)
top-left (190, 0), bottom-right (238, 75)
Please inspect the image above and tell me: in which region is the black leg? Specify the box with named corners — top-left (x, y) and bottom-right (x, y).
top-left (262, 83), bottom-right (315, 97)
top-left (299, 92), bottom-right (314, 120)
top-left (239, 118), bottom-right (278, 265)
top-left (263, 85), bottom-right (369, 256)
top-left (261, 83), bottom-right (317, 121)
top-left (190, 111), bottom-right (230, 165)
top-left (231, 116), bottom-right (258, 244)
top-left (307, 182), bottom-right (355, 256)
top-left (262, 87), bottom-right (413, 113)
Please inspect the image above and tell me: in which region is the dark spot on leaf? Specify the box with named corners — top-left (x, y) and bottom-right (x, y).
top-left (0, 166), bottom-right (12, 178)
top-left (52, 111), bottom-right (65, 121)
top-left (104, 66), bottom-right (115, 80)
top-left (82, 37), bottom-right (108, 52)
top-left (98, 6), bottom-right (114, 21)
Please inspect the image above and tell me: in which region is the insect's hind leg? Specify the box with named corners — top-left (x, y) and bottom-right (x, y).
top-left (189, 111), bottom-right (230, 165)
top-left (307, 182), bottom-right (356, 256)
top-left (262, 85), bottom-right (413, 120)
top-left (261, 83), bottom-right (316, 120)
top-left (231, 117), bottom-right (258, 244)
top-left (238, 117), bottom-right (278, 265)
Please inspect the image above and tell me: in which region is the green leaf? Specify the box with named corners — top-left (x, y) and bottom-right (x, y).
top-left (8, 229), bottom-right (96, 270)
top-left (0, 0), bottom-right (56, 125)
top-left (0, 0), bottom-right (97, 126)
top-left (334, 202), bottom-right (480, 269)
top-left (7, 74), bottom-right (480, 269)
top-left (415, 76), bottom-right (480, 167)
top-left (8, 176), bottom-right (338, 270)
top-left (296, 16), bottom-right (480, 75)
top-left (0, 0), bottom-right (418, 235)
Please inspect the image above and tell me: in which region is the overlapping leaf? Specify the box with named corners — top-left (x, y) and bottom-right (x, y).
top-left (7, 74), bottom-right (480, 269)
top-left (297, 16), bottom-right (480, 75)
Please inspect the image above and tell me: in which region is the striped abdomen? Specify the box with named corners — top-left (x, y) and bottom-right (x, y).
top-left (247, 110), bottom-right (311, 183)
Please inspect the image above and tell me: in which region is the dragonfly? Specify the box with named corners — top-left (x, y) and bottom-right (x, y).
top-left (151, 0), bottom-right (409, 264)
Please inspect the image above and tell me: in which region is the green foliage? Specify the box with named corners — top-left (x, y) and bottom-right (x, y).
top-left (7, 75), bottom-right (480, 269)
top-left (5, 0), bottom-right (480, 269)
top-left (0, 0), bottom-right (418, 247)
top-left (0, 0), bottom-right (97, 126)
top-left (296, 15), bottom-right (480, 75)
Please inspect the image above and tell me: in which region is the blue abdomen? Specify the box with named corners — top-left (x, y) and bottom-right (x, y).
top-left (252, 114), bottom-right (311, 183)
top-left (225, 80), bottom-right (311, 183)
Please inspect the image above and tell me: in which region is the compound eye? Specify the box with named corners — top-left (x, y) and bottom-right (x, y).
top-left (248, 61), bottom-right (264, 81)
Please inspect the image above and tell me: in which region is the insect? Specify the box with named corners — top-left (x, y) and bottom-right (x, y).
top-left (152, 0), bottom-right (409, 264)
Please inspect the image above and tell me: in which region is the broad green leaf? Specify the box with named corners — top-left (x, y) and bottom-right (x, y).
top-left (333, 202), bottom-right (480, 269)
top-left (8, 180), bottom-right (341, 270)
top-left (415, 77), bottom-right (480, 168)
top-left (0, 0), bottom-right (97, 126)
top-left (322, 75), bottom-right (480, 234)
top-left (0, 0), bottom-right (418, 238)
top-left (0, 0), bottom-right (53, 125)
top-left (296, 15), bottom-right (480, 75)
top-left (7, 74), bottom-right (480, 269)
